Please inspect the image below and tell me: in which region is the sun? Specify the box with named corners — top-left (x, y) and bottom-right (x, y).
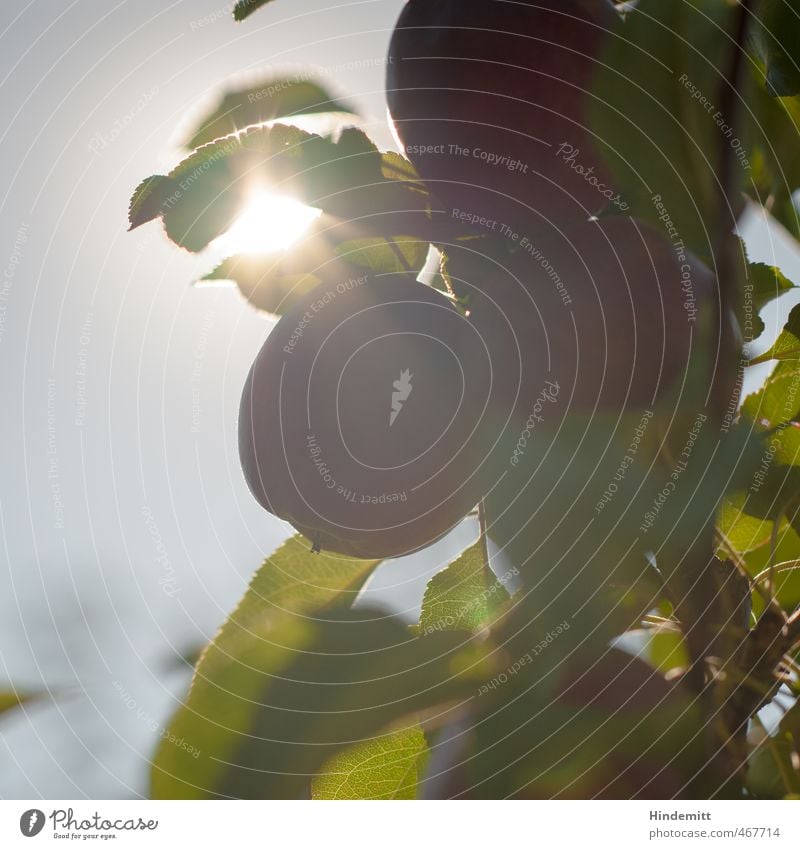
top-left (211, 189), bottom-right (321, 256)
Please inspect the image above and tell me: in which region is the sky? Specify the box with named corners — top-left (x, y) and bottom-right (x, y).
top-left (1, 0), bottom-right (799, 799)
top-left (0, 0), bottom-right (479, 799)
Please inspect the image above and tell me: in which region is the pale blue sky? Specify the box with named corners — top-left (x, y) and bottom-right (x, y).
top-left (0, 0), bottom-right (454, 799)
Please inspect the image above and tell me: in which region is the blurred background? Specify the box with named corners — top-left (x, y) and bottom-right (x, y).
top-left (0, 0), bottom-right (798, 798)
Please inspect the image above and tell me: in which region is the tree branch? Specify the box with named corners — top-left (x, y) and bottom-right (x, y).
top-left (711, 0), bottom-right (755, 419)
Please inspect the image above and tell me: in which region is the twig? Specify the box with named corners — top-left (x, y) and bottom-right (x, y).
top-left (714, 527), bottom-right (776, 611)
top-left (478, 499), bottom-right (491, 574)
top-left (711, 0), bottom-right (755, 418)
top-left (786, 607), bottom-right (800, 649)
top-left (752, 715), bottom-right (800, 796)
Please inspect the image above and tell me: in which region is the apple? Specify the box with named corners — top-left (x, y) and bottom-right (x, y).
top-left (462, 215), bottom-right (732, 419)
top-left (239, 272), bottom-right (498, 558)
top-left (461, 217), bottom-right (741, 649)
top-left (387, 0), bottom-right (620, 233)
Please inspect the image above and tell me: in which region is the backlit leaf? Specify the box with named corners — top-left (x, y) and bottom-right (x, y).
top-left (747, 75), bottom-right (800, 236)
top-left (750, 303), bottom-right (800, 364)
top-left (233, 0), bottom-right (274, 22)
top-left (418, 541), bottom-right (511, 636)
top-left (152, 609), bottom-right (483, 799)
top-left (128, 175), bottom-right (177, 230)
top-left (311, 726), bottom-right (428, 799)
top-left (335, 236), bottom-right (429, 275)
top-left (151, 536), bottom-right (490, 799)
top-left (748, 262), bottom-right (797, 312)
top-left (185, 78), bottom-right (356, 149)
top-left (751, 0), bottom-right (800, 97)
top-left (0, 690), bottom-right (32, 717)
top-left (201, 254), bottom-right (321, 316)
top-left (151, 535), bottom-right (383, 797)
top-left (718, 491), bottom-right (781, 557)
top-left (204, 533), bottom-right (381, 641)
top-left (130, 124), bottom-right (433, 252)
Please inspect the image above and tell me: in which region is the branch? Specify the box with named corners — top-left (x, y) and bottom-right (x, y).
top-left (711, 0), bottom-right (755, 418)
top-left (478, 499), bottom-right (491, 575)
top-left (717, 0), bottom-right (756, 216)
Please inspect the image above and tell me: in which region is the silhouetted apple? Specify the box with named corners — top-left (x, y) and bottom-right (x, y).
top-left (462, 215), bottom-right (734, 420)
top-left (459, 217), bottom-right (741, 629)
top-left (239, 272), bottom-right (498, 558)
top-left (387, 0), bottom-right (619, 233)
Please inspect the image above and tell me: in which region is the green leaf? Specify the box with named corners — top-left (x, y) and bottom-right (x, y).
top-left (746, 524), bottom-right (800, 612)
top-left (591, 0), bottom-right (741, 254)
top-left (636, 628), bottom-right (691, 676)
top-left (381, 152), bottom-right (423, 184)
top-left (436, 241), bottom-right (489, 304)
top-left (207, 533), bottom-right (381, 641)
top-left (128, 175), bottom-right (177, 230)
top-left (747, 77), bottom-right (800, 236)
top-left (233, 0), bottom-right (274, 21)
top-left (740, 360), bottom-right (800, 468)
top-left (467, 645), bottom-right (706, 798)
top-left (311, 726), bottom-right (428, 799)
top-left (152, 609), bottom-right (484, 799)
top-left (717, 491), bottom-right (779, 556)
top-left (744, 262), bottom-right (795, 342)
top-left (0, 690), bottom-right (31, 716)
top-left (201, 217), bottom-right (430, 313)
top-left (136, 125), bottom-right (351, 251)
top-left (201, 254), bottom-right (322, 316)
top-left (334, 126), bottom-right (381, 161)
top-left (151, 536), bottom-right (489, 799)
top-left (750, 303), bottom-right (800, 364)
top-left (130, 124), bottom-right (433, 252)
top-left (335, 236), bottom-right (429, 276)
top-left (418, 541), bottom-right (511, 636)
top-left (752, 0), bottom-right (800, 97)
top-left (754, 556), bottom-right (800, 609)
top-left (151, 535), bottom-right (382, 797)
top-left (786, 491), bottom-right (800, 538)
top-left (742, 360), bottom-right (800, 427)
top-left (748, 717), bottom-right (800, 798)
top-left (748, 262), bottom-right (797, 312)
top-left (185, 79), bottom-right (357, 149)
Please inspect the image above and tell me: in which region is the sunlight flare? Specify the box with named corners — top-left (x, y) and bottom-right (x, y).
top-left (212, 190), bottom-right (320, 256)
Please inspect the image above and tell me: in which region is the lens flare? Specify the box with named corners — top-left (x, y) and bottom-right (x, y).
top-left (212, 190), bottom-right (320, 256)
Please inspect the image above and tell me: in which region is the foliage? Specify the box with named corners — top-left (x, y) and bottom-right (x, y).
top-left (132, 0), bottom-right (800, 799)
top-left (751, 0), bottom-right (800, 97)
top-left (129, 125), bottom-right (433, 252)
top-left (151, 536), bottom-right (490, 799)
top-left (184, 77), bottom-right (356, 149)
top-left (0, 690), bottom-right (34, 717)
top-left (311, 727), bottom-right (429, 800)
top-left (233, 0), bottom-right (275, 22)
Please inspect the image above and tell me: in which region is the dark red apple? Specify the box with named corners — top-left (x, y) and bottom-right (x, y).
top-left (239, 272), bottom-right (499, 558)
top-left (387, 0), bottom-right (620, 233)
top-left (463, 215), bottom-right (726, 420)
